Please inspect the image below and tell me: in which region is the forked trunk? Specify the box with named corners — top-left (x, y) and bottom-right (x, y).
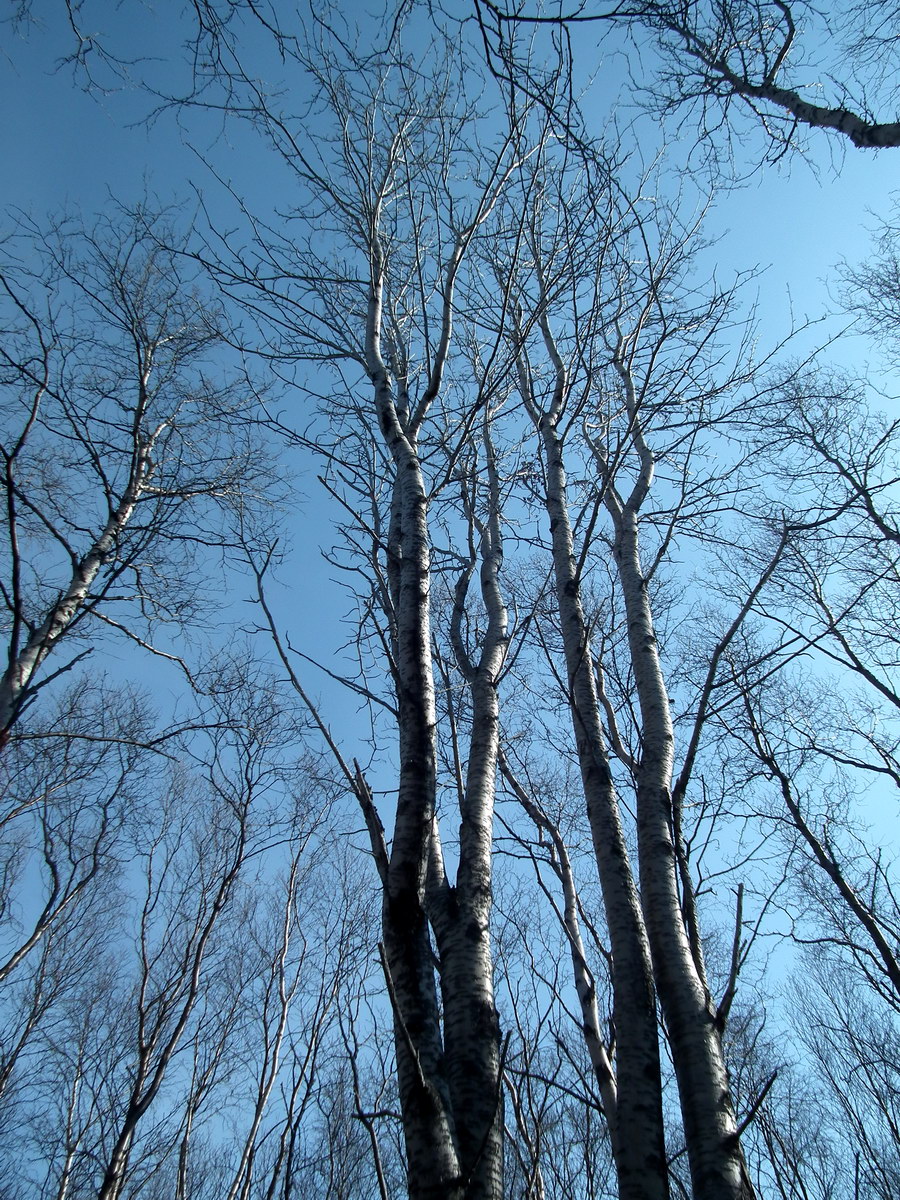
top-left (380, 446), bottom-right (465, 1200)
top-left (613, 506), bottom-right (755, 1200)
top-left (539, 414), bottom-right (670, 1200)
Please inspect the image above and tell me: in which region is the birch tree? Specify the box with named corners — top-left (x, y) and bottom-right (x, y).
top-left (485, 139), bottom-right (789, 1198)
top-left (0, 665), bottom-right (339, 1200)
top-left (502, 167), bottom-right (669, 1200)
top-left (474, 0), bottom-right (900, 158)
top-left (0, 209), bottom-right (270, 745)
top-left (720, 310), bottom-right (900, 1197)
top-left (11, 9), bottom-right (892, 1199)
top-left (197, 30), bottom-right (530, 1197)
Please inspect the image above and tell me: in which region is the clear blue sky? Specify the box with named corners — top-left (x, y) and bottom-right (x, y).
top-left (4, 3), bottom-right (896, 369)
top-left (3, 0), bottom-right (898, 781)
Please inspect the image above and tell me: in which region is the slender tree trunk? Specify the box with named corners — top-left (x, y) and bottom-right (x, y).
top-left (538, 412), bottom-right (670, 1200)
top-left (428, 442), bottom-right (508, 1198)
top-left (365, 233), bottom-right (463, 1194)
top-left (379, 447), bottom-right (463, 1200)
top-left (612, 504), bottom-right (754, 1200)
top-left (0, 450), bottom-right (151, 740)
top-left (430, 674), bottom-right (504, 1198)
top-left (366, 200), bottom-right (509, 1193)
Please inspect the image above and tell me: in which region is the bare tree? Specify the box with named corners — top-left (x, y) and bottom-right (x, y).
top-left (670, 218), bottom-right (900, 1197)
top-left (481, 128), bottom-right (796, 1196)
top-left (0, 664), bottom-right (338, 1200)
top-left (475, 0), bottom-right (900, 158)
top-left (0, 208), bottom-right (271, 745)
top-left (13, 10), bottom-right (900, 1200)
top-left (498, 159), bottom-right (669, 1200)
top-left (192, 26), bottom-right (535, 1196)
top-left (0, 681), bottom-right (152, 1001)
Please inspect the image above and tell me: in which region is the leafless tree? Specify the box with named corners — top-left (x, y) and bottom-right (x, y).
top-left (475, 0), bottom-right (900, 159)
top-left (0, 665), bottom-right (340, 1200)
top-left (0, 681), bottom-right (152, 1002)
top-left (12, 10), bottom-right (900, 1200)
top-left (191, 25), bottom-right (538, 1196)
top-left (673, 218), bottom-right (900, 1198)
top-left (0, 207), bottom-right (272, 745)
top-left (25, 0), bottom-right (900, 163)
top-left (474, 125), bottom-right (798, 1197)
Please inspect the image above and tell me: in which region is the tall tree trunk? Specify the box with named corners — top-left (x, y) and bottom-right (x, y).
top-left (428, 439), bottom-right (508, 1198)
top-left (368, 236), bottom-right (469, 1193)
top-left (612, 502), bottom-right (754, 1200)
top-left (365, 173), bottom-right (512, 1190)
top-left (537, 410), bottom-right (670, 1200)
top-left (379, 441), bottom-right (463, 1200)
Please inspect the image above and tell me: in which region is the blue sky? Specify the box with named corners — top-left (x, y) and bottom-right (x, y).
top-left (5, 14), bottom-right (900, 1193)
top-left (3, 0), bottom-right (899, 794)
top-left (5, 5), bottom-right (896, 343)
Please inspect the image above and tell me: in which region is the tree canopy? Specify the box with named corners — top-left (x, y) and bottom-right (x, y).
top-left (2, 5), bottom-right (900, 1199)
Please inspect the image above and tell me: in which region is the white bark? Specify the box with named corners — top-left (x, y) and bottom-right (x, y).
top-left (0, 439), bottom-right (155, 742)
top-left (365, 220), bottom-right (464, 1200)
top-left (517, 322), bottom-right (670, 1200)
top-left (355, 113), bottom-right (517, 1192)
top-left (429, 423), bottom-right (508, 1197)
top-left (604, 349), bottom-right (754, 1200)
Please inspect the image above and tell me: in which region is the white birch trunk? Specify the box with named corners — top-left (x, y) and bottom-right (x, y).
top-left (538, 413), bottom-right (670, 1200)
top-left (0, 442), bottom-right (154, 743)
top-left (607, 449), bottom-right (754, 1199)
top-left (359, 130), bottom-right (516, 1199)
top-left (379, 444), bottom-right (462, 1200)
top-left (429, 447), bottom-right (508, 1196)
top-left (367, 243), bottom-right (464, 1200)
top-left (514, 303), bottom-right (669, 1196)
